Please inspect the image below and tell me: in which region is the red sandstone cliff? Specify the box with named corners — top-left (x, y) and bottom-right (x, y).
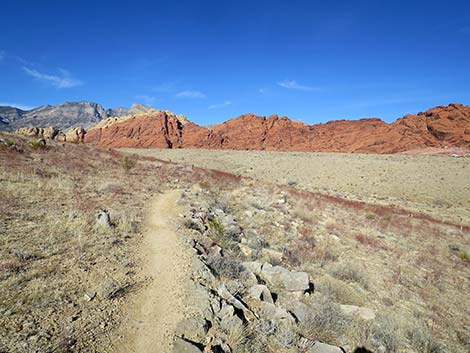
top-left (84, 103), bottom-right (470, 153)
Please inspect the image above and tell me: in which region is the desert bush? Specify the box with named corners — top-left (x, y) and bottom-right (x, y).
top-left (207, 219), bottom-right (239, 250)
top-left (208, 219), bottom-right (225, 237)
top-left (121, 155), bottom-right (136, 174)
top-left (458, 251), bottom-right (470, 263)
top-left (330, 262), bottom-right (369, 289)
top-left (225, 323), bottom-right (249, 351)
top-left (316, 276), bottom-right (365, 306)
top-left (30, 138), bottom-right (47, 150)
top-left (207, 255), bottom-right (245, 279)
top-left (408, 324), bottom-right (448, 353)
top-left (355, 233), bottom-right (386, 250)
top-left (299, 297), bottom-right (349, 345)
top-left (367, 315), bottom-right (401, 353)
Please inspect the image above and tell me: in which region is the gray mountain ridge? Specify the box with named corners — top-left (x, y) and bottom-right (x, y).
top-left (0, 102), bottom-right (153, 131)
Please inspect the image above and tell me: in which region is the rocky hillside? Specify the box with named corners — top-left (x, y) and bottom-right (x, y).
top-left (0, 106), bottom-right (25, 128)
top-left (85, 103), bottom-right (470, 154)
top-left (0, 102), bottom-right (154, 131)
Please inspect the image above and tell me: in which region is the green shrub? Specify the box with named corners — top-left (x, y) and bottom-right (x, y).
top-left (121, 156), bottom-right (136, 174)
top-left (30, 139), bottom-right (47, 150)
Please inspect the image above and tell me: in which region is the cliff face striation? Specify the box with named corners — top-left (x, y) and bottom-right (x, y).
top-left (84, 103), bottom-right (470, 153)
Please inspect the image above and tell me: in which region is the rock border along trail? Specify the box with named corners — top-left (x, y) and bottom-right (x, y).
top-left (116, 190), bottom-right (192, 353)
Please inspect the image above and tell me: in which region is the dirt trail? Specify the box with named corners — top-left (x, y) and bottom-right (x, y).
top-left (116, 189), bottom-right (192, 353)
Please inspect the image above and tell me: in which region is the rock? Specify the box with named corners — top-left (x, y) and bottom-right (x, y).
top-left (96, 209), bottom-right (112, 229)
top-left (282, 300), bottom-right (310, 323)
top-left (16, 127), bottom-right (55, 138)
top-left (259, 263), bottom-right (310, 292)
top-left (81, 103), bottom-right (470, 154)
top-left (215, 300), bottom-right (235, 320)
top-left (173, 337), bottom-right (203, 353)
top-left (243, 261), bottom-right (263, 274)
top-left (238, 244), bottom-right (254, 257)
top-left (261, 248), bottom-right (283, 263)
top-left (64, 127), bottom-right (86, 143)
top-left (309, 341), bottom-right (345, 353)
top-left (246, 300), bottom-right (294, 323)
top-left (217, 284), bottom-right (257, 321)
top-left (83, 291), bottom-right (96, 302)
top-left (175, 316), bottom-right (209, 344)
top-left (219, 313), bottom-right (243, 333)
top-left (245, 284), bottom-right (274, 304)
top-left (340, 304), bottom-right (376, 321)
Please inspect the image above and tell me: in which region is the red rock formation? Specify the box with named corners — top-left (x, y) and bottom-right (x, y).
top-left (84, 103), bottom-right (470, 154)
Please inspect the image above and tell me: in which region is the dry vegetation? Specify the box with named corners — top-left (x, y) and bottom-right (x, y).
top-left (177, 177), bottom-right (469, 352)
top-left (0, 134), bottom-right (240, 352)
top-left (123, 148), bottom-right (470, 225)
top-left (1, 135), bottom-right (469, 353)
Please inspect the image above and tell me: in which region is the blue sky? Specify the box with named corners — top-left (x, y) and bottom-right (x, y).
top-left (0, 0), bottom-right (469, 125)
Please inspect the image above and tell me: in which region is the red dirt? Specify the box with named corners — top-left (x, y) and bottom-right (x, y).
top-left (84, 103), bottom-right (470, 154)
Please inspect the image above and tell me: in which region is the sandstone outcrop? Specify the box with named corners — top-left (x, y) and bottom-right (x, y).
top-left (16, 126), bottom-right (86, 143)
top-left (84, 103), bottom-right (470, 154)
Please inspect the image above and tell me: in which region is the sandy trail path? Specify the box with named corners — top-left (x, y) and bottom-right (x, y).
top-left (116, 189), bottom-right (192, 353)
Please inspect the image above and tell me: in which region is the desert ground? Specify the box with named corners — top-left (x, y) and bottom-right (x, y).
top-left (122, 148), bottom-right (470, 226)
top-left (1, 135), bottom-right (469, 353)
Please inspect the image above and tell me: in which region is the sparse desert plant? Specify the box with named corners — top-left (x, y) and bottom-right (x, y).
top-left (329, 262), bottom-right (369, 289)
top-left (30, 138), bottom-right (47, 150)
top-left (368, 315), bottom-right (401, 353)
top-left (298, 297), bottom-right (350, 345)
top-left (121, 155), bottom-right (136, 174)
top-left (208, 219), bottom-right (225, 237)
top-left (207, 218), bottom-right (238, 249)
top-left (407, 324), bottom-right (447, 353)
top-left (316, 276), bottom-right (366, 306)
top-left (225, 323), bottom-right (249, 350)
top-left (458, 251), bottom-right (469, 263)
top-left (355, 232), bottom-right (386, 250)
top-left (207, 254), bottom-right (246, 279)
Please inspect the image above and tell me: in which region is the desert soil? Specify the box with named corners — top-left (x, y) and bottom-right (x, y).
top-left (122, 148), bottom-right (470, 225)
top-left (115, 190), bottom-right (191, 353)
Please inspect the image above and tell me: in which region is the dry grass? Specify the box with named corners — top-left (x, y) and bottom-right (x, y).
top-left (184, 178), bottom-right (469, 352)
top-left (0, 133), bottom-right (245, 352)
top-left (122, 148), bottom-right (470, 225)
top-left (2, 135), bottom-right (469, 353)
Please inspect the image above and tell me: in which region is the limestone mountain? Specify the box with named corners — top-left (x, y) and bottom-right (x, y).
top-left (0, 102), bottom-right (154, 131)
top-left (0, 106), bottom-right (25, 128)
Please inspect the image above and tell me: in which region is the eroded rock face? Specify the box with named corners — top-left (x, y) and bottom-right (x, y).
top-left (16, 126), bottom-right (86, 143)
top-left (16, 127), bottom-right (59, 140)
top-left (84, 103), bottom-right (470, 153)
top-left (84, 111), bottom-right (203, 148)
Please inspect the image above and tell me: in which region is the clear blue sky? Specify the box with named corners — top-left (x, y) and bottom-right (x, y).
top-left (1, 0), bottom-right (469, 125)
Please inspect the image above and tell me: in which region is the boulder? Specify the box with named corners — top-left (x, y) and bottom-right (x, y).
top-left (282, 300), bottom-right (310, 323)
top-left (261, 248), bottom-right (283, 263)
top-left (64, 127), bottom-right (86, 143)
top-left (175, 316), bottom-right (209, 344)
top-left (246, 300), bottom-right (294, 323)
top-left (309, 341), bottom-right (345, 353)
top-left (260, 263), bottom-right (310, 292)
top-left (245, 284), bottom-right (274, 304)
top-left (217, 284), bottom-right (257, 321)
top-left (96, 209), bottom-right (112, 229)
top-left (173, 337), bottom-right (203, 353)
